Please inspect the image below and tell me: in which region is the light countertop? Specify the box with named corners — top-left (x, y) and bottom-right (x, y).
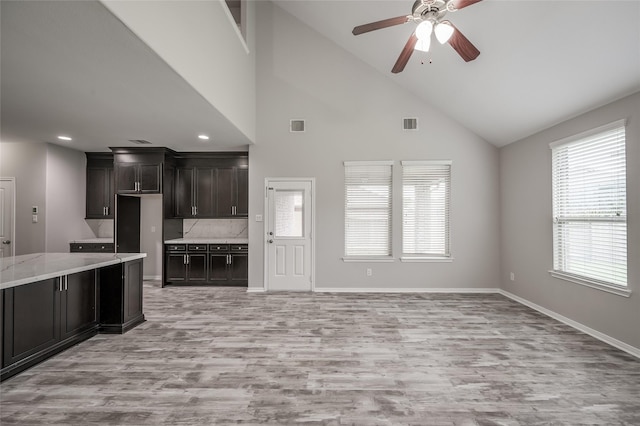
top-left (0, 252), bottom-right (146, 290)
top-left (69, 238), bottom-right (114, 244)
top-left (165, 238), bottom-right (248, 245)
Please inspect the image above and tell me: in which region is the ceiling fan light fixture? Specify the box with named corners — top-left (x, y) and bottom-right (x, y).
top-left (415, 20), bottom-right (433, 40)
top-left (415, 37), bottom-right (431, 52)
top-left (435, 20), bottom-right (454, 44)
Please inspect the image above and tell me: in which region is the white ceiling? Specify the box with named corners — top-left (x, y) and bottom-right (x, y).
top-left (0, 1), bottom-right (251, 152)
top-left (1, 1), bottom-right (639, 152)
top-left (274, 0), bottom-right (640, 146)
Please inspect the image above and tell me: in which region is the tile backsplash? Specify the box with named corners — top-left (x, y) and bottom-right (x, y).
top-left (86, 219), bottom-right (114, 238)
top-left (183, 219), bottom-right (248, 239)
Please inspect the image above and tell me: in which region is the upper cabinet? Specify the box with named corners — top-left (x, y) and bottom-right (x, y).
top-left (85, 153), bottom-right (115, 219)
top-left (111, 148), bottom-right (176, 195)
top-left (172, 153), bottom-right (248, 219)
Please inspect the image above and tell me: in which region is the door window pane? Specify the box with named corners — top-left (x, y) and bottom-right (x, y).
top-left (275, 190), bottom-right (304, 237)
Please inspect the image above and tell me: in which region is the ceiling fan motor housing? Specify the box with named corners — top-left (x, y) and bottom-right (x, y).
top-left (412, 0), bottom-right (450, 23)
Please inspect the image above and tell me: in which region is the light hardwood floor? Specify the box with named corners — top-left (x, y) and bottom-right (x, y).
top-left (1, 281), bottom-right (639, 425)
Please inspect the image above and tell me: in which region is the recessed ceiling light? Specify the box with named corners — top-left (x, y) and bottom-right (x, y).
top-left (198, 134), bottom-right (210, 140)
top-left (57, 135), bottom-right (72, 141)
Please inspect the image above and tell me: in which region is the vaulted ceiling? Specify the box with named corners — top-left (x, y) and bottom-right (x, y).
top-left (1, 1), bottom-right (639, 152)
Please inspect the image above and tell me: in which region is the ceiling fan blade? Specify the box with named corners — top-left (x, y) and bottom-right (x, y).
top-left (447, 25), bottom-right (480, 62)
top-left (392, 33), bottom-right (418, 74)
top-left (352, 15), bottom-right (411, 36)
top-left (449, 0), bottom-right (483, 10)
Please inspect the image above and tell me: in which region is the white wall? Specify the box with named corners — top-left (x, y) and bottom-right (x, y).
top-left (101, 0), bottom-right (256, 143)
top-left (500, 92), bottom-right (640, 350)
top-left (45, 143), bottom-right (94, 252)
top-left (249, 1), bottom-right (500, 290)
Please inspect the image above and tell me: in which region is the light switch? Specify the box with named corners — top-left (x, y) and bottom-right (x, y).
top-left (255, 214), bottom-right (263, 222)
top-left (32, 214), bottom-right (38, 223)
top-left (151, 226), bottom-right (156, 233)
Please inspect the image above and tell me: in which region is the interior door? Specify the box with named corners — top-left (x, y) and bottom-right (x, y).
top-left (266, 180), bottom-right (313, 291)
top-left (0, 178), bottom-right (15, 257)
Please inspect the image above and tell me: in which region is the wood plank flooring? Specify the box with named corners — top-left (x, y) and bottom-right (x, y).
top-left (1, 281), bottom-right (639, 425)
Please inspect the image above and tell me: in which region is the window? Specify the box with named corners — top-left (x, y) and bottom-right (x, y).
top-left (344, 161), bottom-right (393, 259)
top-left (550, 120), bottom-right (627, 291)
top-left (402, 161), bottom-right (451, 259)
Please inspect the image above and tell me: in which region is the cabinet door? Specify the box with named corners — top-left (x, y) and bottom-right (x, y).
top-left (123, 259), bottom-right (143, 324)
top-left (186, 253), bottom-right (208, 282)
top-left (229, 254), bottom-right (248, 285)
top-left (86, 167), bottom-right (109, 218)
top-left (105, 167), bottom-right (115, 218)
top-left (209, 254), bottom-right (229, 283)
top-left (194, 167), bottom-right (215, 217)
top-left (60, 270), bottom-right (97, 341)
top-left (115, 163), bottom-right (138, 193)
top-left (215, 168), bottom-right (234, 217)
top-left (165, 254), bottom-right (187, 282)
top-left (138, 164), bottom-right (162, 193)
top-left (235, 167), bottom-right (248, 216)
top-left (2, 278), bottom-right (60, 366)
top-left (175, 168), bottom-right (194, 218)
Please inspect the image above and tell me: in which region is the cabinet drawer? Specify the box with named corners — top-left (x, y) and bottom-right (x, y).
top-left (188, 244), bottom-right (208, 252)
top-left (209, 244), bottom-right (229, 252)
top-left (70, 243), bottom-right (114, 253)
top-left (230, 244), bottom-right (248, 253)
top-left (166, 244), bottom-right (186, 252)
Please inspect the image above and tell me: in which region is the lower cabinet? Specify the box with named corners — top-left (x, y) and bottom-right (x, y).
top-left (1, 270), bottom-right (98, 381)
top-left (99, 258), bottom-right (145, 333)
top-left (164, 243), bottom-right (247, 286)
top-left (70, 242), bottom-right (114, 253)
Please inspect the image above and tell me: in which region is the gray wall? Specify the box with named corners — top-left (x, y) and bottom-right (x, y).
top-left (45, 143), bottom-right (94, 252)
top-left (140, 195), bottom-right (163, 279)
top-left (0, 141), bottom-right (47, 254)
top-left (249, 1), bottom-right (500, 290)
top-left (500, 91), bottom-right (640, 349)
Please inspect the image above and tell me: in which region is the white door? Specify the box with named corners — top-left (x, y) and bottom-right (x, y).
top-left (0, 178), bottom-right (16, 258)
top-left (266, 179), bottom-right (313, 291)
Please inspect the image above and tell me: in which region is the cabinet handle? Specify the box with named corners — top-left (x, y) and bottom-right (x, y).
top-left (186, 254), bottom-right (190, 265)
top-left (195, 206), bottom-right (197, 215)
top-left (65, 276), bottom-right (68, 291)
top-left (183, 254), bottom-right (187, 265)
top-left (106, 206), bottom-right (109, 216)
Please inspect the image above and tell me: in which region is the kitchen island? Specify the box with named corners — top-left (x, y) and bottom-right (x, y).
top-left (1, 252), bottom-right (146, 381)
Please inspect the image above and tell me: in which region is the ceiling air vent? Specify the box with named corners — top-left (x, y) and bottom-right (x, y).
top-left (128, 139), bottom-right (152, 145)
top-left (403, 118), bottom-right (418, 131)
top-left (290, 119), bottom-right (306, 133)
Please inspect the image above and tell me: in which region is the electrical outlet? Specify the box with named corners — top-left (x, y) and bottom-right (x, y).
top-left (366, 268), bottom-right (372, 277)
top-left (510, 272), bottom-right (515, 281)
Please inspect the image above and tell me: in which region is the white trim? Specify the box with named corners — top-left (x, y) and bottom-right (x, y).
top-left (264, 177), bottom-right (316, 293)
top-left (342, 257), bottom-right (395, 263)
top-left (220, 0), bottom-right (249, 54)
top-left (400, 256), bottom-right (454, 263)
top-left (549, 118), bottom-right (626, 149)
top-left (343, 160), bottom-right (394, 166)
top-left (549, 270), bottom-right (631, 298)
top-left (315, 287), bottom-right (499, 293)
top-left (246, 287), bottom-right (266, 293)
top-left (0, 177), bottom-right (16, 257)
top-left (143, 275), bottom-right (161, 281)
top-left (499, 289), bottom-right (640, 359)
top-left (401, 160), bottom-right (452, 166)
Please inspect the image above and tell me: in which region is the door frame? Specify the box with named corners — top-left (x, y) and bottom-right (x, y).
top-left (263, 177), bottom-right (316, 292)
top-left (0, 177), bottom-right (16, 257)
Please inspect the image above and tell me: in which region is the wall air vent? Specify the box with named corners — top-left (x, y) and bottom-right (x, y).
top-left (290, 119), bottom-right (306, 133)
top-left (403, 118), bottom-right (418, 131)
top-left (128, 139), bottom-right (152, 144)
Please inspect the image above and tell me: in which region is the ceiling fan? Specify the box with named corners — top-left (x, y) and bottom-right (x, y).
top-left (352, 0), bottom-right (482, 73)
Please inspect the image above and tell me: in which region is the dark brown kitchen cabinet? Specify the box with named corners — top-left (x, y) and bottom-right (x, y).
top-left (216, 166), bottom-right (248, 217)
top-left (164, 245), bottom-right (209, 284)
top-left (1, 271), bottom-right (98, 381)
top-left (208, 244), bottom-right (248, 286)
top-left (70, 242), bottom-right (114, 253)
top-left (114, 162), bottom-right (161, 194)
top-left (175, 167), bottom-right (215, 218)
top-left (99, 258), bottom-right (144, 333)
top-left (86, 153), bottom-right (115, 218)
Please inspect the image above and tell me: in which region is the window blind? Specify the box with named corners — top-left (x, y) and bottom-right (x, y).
top-left (402, 161), bottom-right (451, 257)
top-left (551, 121), bottom-right (627, 287)
top-left (344, 161), bottom-right (393, 257)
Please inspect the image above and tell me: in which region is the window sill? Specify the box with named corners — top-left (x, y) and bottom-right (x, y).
top-left (400, 257), bottom-right (454, 263)
top-left (342, 257), bottom-right (395, 263)
top-left (548, 270), bottom-right (631, 298)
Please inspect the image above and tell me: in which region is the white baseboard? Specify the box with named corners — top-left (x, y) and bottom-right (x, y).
top-left (499, 289), bottom-right (640, 359)
top-left (143, 275), bottom-right (161, 281)
top-left (246, 287), bottom-right (266, 293)
top-left (314, 287), bottom-right (499, 293)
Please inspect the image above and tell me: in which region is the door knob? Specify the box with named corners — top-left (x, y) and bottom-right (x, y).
top-left (269, 231), bottom-right (273, 236)
top-left (268, 239), bottom-right (274, 244)
top-left (2, 240), bottom-right (10, 244)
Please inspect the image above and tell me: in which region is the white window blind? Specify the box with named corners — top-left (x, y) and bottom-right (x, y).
top-left (344, 161), bottom-right (393, 257)
top-left (551, 120), bottom-right (627, 287)
top-left (402, 161), bottom-right (451, 257)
